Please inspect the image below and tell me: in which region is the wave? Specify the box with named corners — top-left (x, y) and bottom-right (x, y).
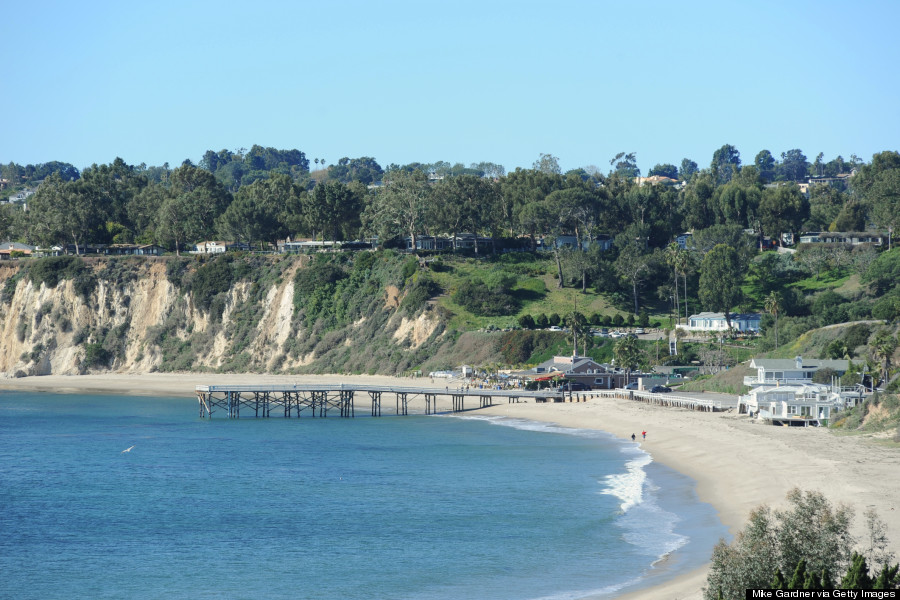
top-left (601, 448), bottom-right (652, 513)
top-left (453, 414), bottom-right (691, 578)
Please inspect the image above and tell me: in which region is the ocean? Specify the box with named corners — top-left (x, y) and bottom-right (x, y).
top-left (0, 392), bottom-right (728, 600)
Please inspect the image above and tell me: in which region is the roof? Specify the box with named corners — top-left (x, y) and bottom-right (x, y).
top-left (688, 312), bottom-right (762, 321)
top-left (531, 355), bottom-right (606, 374)
top-left (0, 241), bottom-right (35, 251)
top-left (749, 358), bottom-right (850, 371)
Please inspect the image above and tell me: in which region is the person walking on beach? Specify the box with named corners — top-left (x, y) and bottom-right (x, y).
top-left (642, 430), bottom-right (646, 440)
top-left (631, 433), bottom-right (636, 441)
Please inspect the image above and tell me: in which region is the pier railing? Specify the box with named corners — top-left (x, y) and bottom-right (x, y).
top-left (195, 383), bottom-right (563, 419)
top-left (584, 389), bottom-right (728, 412)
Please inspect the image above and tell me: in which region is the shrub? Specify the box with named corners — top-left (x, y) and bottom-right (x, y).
top-left (27, 256), bottom-right (96, 300)
top-left (400, 273), bottom-right (440, 313)
top-left (83, 343), bottom-right (112, 368)
top-left (401, 257), bottom-right (418, 280)
top-left (452, 278), bottom-right (517, 317)
top-left (518, 314), bottom-right (536, 329)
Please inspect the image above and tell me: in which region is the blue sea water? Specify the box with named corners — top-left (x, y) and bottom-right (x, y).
top-left (0, 392), bottom-right (727, 600)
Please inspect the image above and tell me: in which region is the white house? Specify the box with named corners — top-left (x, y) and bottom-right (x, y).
top-left (683, 312), bottom-right (762, 333)
top-left (739, 383), bottom-right (843, 425)
top-left (744, 356), bottom-right (851, 388)
top-left (193, 241), bottom-right (250, 254)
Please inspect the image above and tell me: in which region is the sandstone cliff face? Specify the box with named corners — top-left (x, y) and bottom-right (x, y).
top-left (0, 258), bottom-right (446, 377)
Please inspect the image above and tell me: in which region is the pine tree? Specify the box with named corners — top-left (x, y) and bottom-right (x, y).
top-left (841, 553), bottom-right (873, 590)
top-left (872, 563), bottom-right (899, 590)
top-left (788, 559), bottom-right (807, 589)
top-left (772, 568), bottom-right (785, 590)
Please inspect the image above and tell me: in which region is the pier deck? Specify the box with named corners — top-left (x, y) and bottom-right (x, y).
top-left (196, 383), bottom-right (564, 418)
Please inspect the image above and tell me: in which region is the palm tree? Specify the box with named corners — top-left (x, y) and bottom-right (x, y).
top-left (665, 243), bottom-right (682, 324)
top-left (870, 329), bottom-right (898, 389)
top-left (614, 335), bottom-right (641, 386)
top-left (765, 291), bottom-right (782, 349)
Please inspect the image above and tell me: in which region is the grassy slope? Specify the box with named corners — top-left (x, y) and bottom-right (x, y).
top-left (429, 254), bottom-right (655, 331)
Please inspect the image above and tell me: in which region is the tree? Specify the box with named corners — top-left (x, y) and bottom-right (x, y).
top-left (364, 169), bottom-right (430, 249)
top-left (168, 164), bottom-right (232, 241)
top-left (711, 144), bottom-right (741, 184)
top-left (217, 174), bottom-right (296, 249)
top-left (679, 158), bottom-right (699, 181)
top-left (699, 244), bottom-right (742, 331)
top-left (867, 169), bottom-right (900, 249)
top-left (780, 149), bottom-right (810, 182)
top-left (615, 242), bottom-right (653, 314)
top-left (765, 291), bottom-right (782, 349)
top-left (613, 334), bottom-right (641, 384)
top-left (327, 156), bottom-right (383, 185)
top-left (431, 175), bottom-right (500, 254)
top-left (303, 180), bottom-right (364, 242)
top-left (870, 329), bottom-right (898, 389)
top-left (755, 149), bottom-right (777, 183)
top-left (532, 153), bottom-right (561, 175)
top-left (665, 243), bottom-right (684, 324)
top-left (759, 184), bottom-right (808, 240)
top-left (682, 174), bottom-right (716, 230)
top-left (647, 163), bottom-right (678, 179)
top-left (156, 194), bottom-right (194, 255)
top-left (704, 489), bottom-right (859, 600)
top-left (25, 173), bottom-right (103, 254)
top-left (610, 152), bottom-right (640, 178)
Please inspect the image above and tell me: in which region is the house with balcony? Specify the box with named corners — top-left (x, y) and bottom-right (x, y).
top-left (739, 383), bottom-right (844, 426)
top-left (743, 356), bottom-right (852, 388)
top-left (683, 312), bottom-right (762, 333)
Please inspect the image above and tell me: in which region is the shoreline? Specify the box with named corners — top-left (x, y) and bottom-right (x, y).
top-left (3, 373), bottom-right (899, 600)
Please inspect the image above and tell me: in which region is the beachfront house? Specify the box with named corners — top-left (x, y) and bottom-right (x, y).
top-left (530, 355), bottom-right (624, 389)
top-left (682, 312), bottom-right (762, 334)
top-left (739, 383), bottom-right (844, 426)
top-left (744, 356), bottom-right (851, 388)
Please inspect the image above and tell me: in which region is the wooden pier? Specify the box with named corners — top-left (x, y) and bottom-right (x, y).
top-left (196, 383), bottom-right (562, 419)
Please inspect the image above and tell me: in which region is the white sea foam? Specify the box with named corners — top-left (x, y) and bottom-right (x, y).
top-left (601, 449), bottom-right (652, 513)
top-left (457, 414), bottom-right (691, 569)
top-left (525, 574), bottom-right (646, 600)
top-left (454, 414), bottom-right (608, 439)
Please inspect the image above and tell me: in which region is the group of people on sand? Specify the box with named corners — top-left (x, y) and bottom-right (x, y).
top-left (631, 431), bottom-right (647, 442)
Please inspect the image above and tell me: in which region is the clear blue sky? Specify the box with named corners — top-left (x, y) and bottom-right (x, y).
top-left (3, 0), bottom-right (898, 175)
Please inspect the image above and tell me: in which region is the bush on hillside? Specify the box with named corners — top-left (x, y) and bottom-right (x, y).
top-left (27, 256), bottom-right (96, 300)
top-left (452, 276), bottom-right (517, 317)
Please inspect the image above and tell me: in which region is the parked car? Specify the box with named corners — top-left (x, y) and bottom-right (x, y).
top-left (650, 385), bottom-right (672, 393)
top-left (623, 382), bottom-right (639, 390)
top-left (548, 325), bottom-right (562, 331)
top-left (560, 381), bottom-right (590, 391)
top-left (634, 328), bottom-right (645, 334)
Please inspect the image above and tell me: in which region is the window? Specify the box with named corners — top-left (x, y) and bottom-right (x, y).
top-left (787, 405), bottom-right (798, 415)
top-left (800, 406), bottom-right (811, 417)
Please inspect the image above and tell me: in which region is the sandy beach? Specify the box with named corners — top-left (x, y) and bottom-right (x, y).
top-left (3, 373), bottom-right (899, 600)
